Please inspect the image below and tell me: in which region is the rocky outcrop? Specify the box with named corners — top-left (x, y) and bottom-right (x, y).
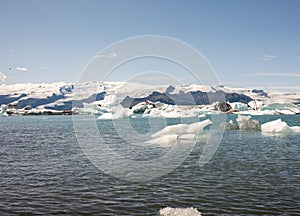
top-left (214, 102), bottom-right (232, 112)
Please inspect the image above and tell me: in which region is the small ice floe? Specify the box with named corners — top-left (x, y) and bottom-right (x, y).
top-left (219, 115), bottom-right (261, 131)
top-left (236, 115), bottom-right (261, 130)
top-left (0, 104), bottom-right (9, 117)
top-left (261, 118), bottom-right (300, 134)
top-left (74, 95), bottom-right (118, 115)
top-left (198, 113), bottom-right (206, 118)
top-left (248, 100), bottom-right (264, 111)
top-left (97, 107), bottom-right (131, 120)
top-left (146, 119), bottom-right (211, 147)
top-left (219, 120), bottom-right (239, 130)
top-left (159, 207), bottom-right (202, 216)
top-left (229, 102), bottom-right (249, 111)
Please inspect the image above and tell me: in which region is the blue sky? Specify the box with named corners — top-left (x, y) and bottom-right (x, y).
top-left (0, 0), bottom-right (299, 91)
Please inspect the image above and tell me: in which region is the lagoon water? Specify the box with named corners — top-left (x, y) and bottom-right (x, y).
top-left (0, 115), bottom-right (299, 215)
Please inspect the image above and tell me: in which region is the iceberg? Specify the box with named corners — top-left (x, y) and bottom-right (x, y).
top-left (100, 95), bottom-right (118, 107)
top-left (151, 124), bottom-right (190, 138)
top-left (146, 119), bottom-right (211, 147)
top-left (0, 104), bottom-right (8, 116)
top-left (73, 95), bottom-right (118, 115)
top-left (261, 118), bottom-right (300, 133)
top-left (97, 107), bottom-right (131, 120)
top-left (248, 100), bottom-right (264, 110)
top-left (219, 120), bottom-right (239, 130)
top-left (229, 102), bottom-right (249, 111)
top-left (186, 119), bottom-right (212, 134)
top-left (160, 207), bottom-right (202, 216)
top-left (236, 115), bottom-right (261, 130)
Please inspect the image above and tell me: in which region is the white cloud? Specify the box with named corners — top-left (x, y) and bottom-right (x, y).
top-left (96, 53), bottom-right (118, 58)
top-left (260, 54), bottom-right (278, 61)
top-left (15, 66), bottom-right (28, 71)
top-left (96, 54), bottom-right (105, 58)
top-left (107, 53), bottom-right (118, 58)
top-left (0, 72), bottom-right (7, 82)
top-left (254, 72), bottom-right (300, 77)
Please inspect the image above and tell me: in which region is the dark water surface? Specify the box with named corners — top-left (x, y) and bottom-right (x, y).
top-left (0, 115), bottom-right (299, 215)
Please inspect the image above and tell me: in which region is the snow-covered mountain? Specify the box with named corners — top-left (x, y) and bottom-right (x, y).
top-left (0, 81), bottom-right (299, 111)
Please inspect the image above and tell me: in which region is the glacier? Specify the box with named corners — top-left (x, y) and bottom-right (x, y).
top-left (0, 81), bottom-right (299, 116)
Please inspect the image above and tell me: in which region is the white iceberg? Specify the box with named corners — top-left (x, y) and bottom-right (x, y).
top-left (0, 104), bottom-right (8, 116)
top-left (146, 119), bottom-right (211, 147)
top-left (248, 100), bottom-right (264, 110)
top-left (229, 102), bottom-right (249, 111)
top-left (186, 119), bottom-right (212, 134)
top-left (261, 118), bottom-right (300, 133)
top-left (219, 120), bottom-right (239, 130)
top-left (160, 207), bottom-right (202, 216)
top-left (151, 124), bottom-right (190, 138)
top-left (97, 107), bottom-right (132, 120)
top-left (236, 115), bottom-right (261, 130)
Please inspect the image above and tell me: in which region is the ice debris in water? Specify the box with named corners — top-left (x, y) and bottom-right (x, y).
top-left (0, 104), bottom-right (8, 117)
top-left (261, 118), bottom-right (300, 133)
top-left (220, 120), bottom-right (239, 130)
top-left (236, 115), bottom-right (261, 130)
top-left (97, 107), bottom-right (131, 120)
top-left (146, 119), bottom-right (211, 147)
top-left (160, 207), bottom-right (202, 216)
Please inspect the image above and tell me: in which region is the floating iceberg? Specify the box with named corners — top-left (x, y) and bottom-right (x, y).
top-left (146, 119), bottom-right (211, 147)
top-left (229, 102), bottom-right (249, 111)
top-left (0, 104), bottom-right (8, 117)
top-left (151, 124), bottom-right (190, 138)
top-left (248, 100), bottom-right (264, 110)
top-left (261, 118), bottom-right (300, 133)
top-left (219, 120), bottom-right (239, 130)
top-left (236, 115), bottom-right (261, 130)
top-left (97, 107), bottom-right (131, 120)
top-left (73, 95), bottom-right (118, 115)
top-left (160, 207), bottom-right (202, 216)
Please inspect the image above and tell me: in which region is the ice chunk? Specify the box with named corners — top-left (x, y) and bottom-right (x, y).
top-left (220, 120), bottom-right (239, 130)
top-left (261, 118), bottom-right (300, 133)
top-left (236, 115), bottom-right (261, 130)
top-left (186, 119), bottom-right (212, 134)
top-left (151, 124), bottom-right (189, 138)
top-left (97, 108), bottom-right (131, 120)
top-left (132, 103), bottom-right (148, 114)
top-left (97, 113), bottom-right (113, 120)
top-left (198, 113), bottom-right (206, 118)
top-left (100, 95), bottom-right (117, 107)
top-left (274, 109), bottom-right (296, 115)
top-left (0, 104), bottom-right (8, 117)
top-left (229, 102), bottom-right (249, 111)
top-left (160, 207), bottom-right (202, 216)
top-left (146, 134), bottom-right (178, 147)
top-left (248, 100), bottom-right (264, 110)
top-left (147, 119), bottom-right (211, 147)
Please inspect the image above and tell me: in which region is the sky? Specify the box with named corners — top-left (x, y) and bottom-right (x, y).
top-left (0, 0), bottom-right (299, 91)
